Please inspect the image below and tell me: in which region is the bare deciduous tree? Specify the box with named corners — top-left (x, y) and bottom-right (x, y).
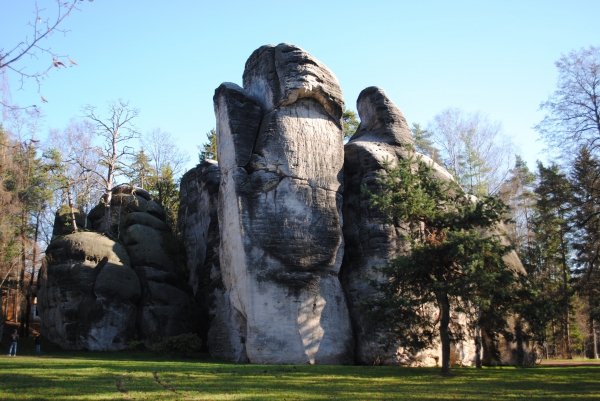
top-left (141, 128), bottom-right (190, 179)
top-left (82, 99), bottom-right (139, 233)
top-left (428, 107), bottom-right (515, 196)
top-left (140, 128), bottom-right (189, 233)
top-left (46, 118), bottom-right (102, 232)
top-left (536, 45), bottom-right (600, 159)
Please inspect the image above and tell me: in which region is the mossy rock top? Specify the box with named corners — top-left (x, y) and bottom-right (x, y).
top-left (46, 231), bottom-right (130, 267)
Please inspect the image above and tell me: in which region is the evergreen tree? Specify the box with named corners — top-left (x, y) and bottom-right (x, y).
top-left (498, 156), bottom-right (537, 260)
top-left (363, 156), bottom-right (522, 374)
top-left (147, 165), bottom-right (180, 234)
top-left (411, 123), bottom-right (440, 164)
top-left (531, 162), bottom-right (574, 358)
top-left (570, 147), bottom-right (600, 357)
top-left (198, 129), bottom-right (218, 162)
top-left (459, 128), bottom-right (492, 197)
top-left (342, 108), bottom-right (360, 139)
top-left (126, 149), bottom-right (154, 189)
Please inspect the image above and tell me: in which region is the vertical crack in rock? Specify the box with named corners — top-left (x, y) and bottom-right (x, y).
top-left (213, 43), bottom-right (353, 364)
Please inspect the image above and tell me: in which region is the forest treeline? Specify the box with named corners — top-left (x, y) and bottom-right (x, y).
top-left (1, 45), bottom-right (599, 360)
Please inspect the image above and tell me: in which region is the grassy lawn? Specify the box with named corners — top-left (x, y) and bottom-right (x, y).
top-left (0, 344), bottom-right (598, 401)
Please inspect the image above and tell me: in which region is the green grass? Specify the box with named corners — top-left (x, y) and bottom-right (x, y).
top-left (0, 346), bottom-right (599, 401)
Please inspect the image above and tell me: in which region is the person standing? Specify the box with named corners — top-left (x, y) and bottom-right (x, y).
top-left (7, 329), bottom-right (18, 356)
top-left (34, 334), bottom-right (41, 357)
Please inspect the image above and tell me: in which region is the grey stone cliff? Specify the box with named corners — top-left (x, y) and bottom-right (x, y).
top-left (212, 43), bottom-right (354, 364)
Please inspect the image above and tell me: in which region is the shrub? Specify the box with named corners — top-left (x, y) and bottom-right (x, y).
top-left (152, 333), bottom-right (203, 358)
top-left (127, 340), bottom-right (146, 351)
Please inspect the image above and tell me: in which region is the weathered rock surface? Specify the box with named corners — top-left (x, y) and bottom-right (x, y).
top-left (212, 43), bottom-right (353, 364)
top-left (87, 186), bottom-right (164, 235)
top-left (38, 232), bottom-right (140, 350)
top-left (40, 185), bottom-right (198, 350)
top-left (108, 186), bottom-right (197, 346)
top-left (341, 86), bottom-right (442, 366)
top-left (341, 86), bottom-right (529, 366)
top-left (52, 204), bottom-right (85, 237)
top-left (178, 160), bottom-right (222, 347)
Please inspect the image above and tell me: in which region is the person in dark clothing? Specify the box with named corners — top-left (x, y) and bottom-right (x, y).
top-left (34, 334), bottom-right (41, 357)
top-left (7, 329), bottom-right (18, 356)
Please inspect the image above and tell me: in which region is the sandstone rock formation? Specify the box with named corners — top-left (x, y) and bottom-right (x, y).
top-left (179, 160), bottom-right (222, 347)
top-left (52, 204), bottom-right (85, 237)
top-left (39, 185), bottom-right (198, 350)
top-left (341, 86), bottom-right (444, 366)
top-left (212, 43), bottom-right (353, 364)
top-left (38, 232), bottom-right (140, 350)
top-left (341, 86), bottom-right (529, 366)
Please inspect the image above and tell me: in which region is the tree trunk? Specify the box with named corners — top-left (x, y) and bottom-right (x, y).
top-left (475, 308), bottom-right (482, 369)
top-left (102, 162), bottom-right (115, 233)
top-left (67, 183), bottom-right (78, 232)
top-left (559, 228), bottom-right (571, 359)
top-left (23, 211), bottom-right (41, 338)
top-left (592, 318), bottom-right (599, 360)
top-left (18, 207), bottom-right (26, 335)
top-left (437, 291), bottom-right (451, 374)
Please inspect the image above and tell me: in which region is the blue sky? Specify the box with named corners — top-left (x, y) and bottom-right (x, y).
top-left (2, 0), bottom-right (599, 175)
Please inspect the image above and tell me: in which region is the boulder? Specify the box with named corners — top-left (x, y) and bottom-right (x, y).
top-left (212, 43), bottom-right (353, 364)
top-left (40, 185), bottom-right (199, 349)
top-left (341, 87), bottom-right (442, 366)
top-left (37, 232), bottom-right (140, 351)
top-left (87, 185), bottom-right (165, 235)
top-left (52, 204), bottom-right (85, 237)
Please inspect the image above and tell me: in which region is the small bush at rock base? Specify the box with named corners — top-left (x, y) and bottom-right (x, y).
top-left (152, 333), bottom-right (203, 358)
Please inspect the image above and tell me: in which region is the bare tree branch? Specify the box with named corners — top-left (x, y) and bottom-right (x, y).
top-left (1, 0), bottom-right (92, 110)
top-left (81, 99), bottom-right (140, 232)
top-left (536, 46), bottom-right (600, 161)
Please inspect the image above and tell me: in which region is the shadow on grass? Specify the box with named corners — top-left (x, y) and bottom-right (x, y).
top-left (1, 353), bottom-right (599, 400)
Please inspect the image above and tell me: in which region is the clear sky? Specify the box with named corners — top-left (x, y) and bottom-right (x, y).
top-left (2, 0), bottom-right (599, 175)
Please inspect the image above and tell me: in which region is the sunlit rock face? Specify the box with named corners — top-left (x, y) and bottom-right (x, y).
top-left (341, 86), bottom-right (529, 366)
top-left (212, 43), bottom-right (354, 364)
top-left (38, 232), bottom-right (140, 351)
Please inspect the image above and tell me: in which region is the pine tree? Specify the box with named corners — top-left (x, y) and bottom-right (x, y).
top-left (411, 123), bottom-right (441, 164)
top-left (531, 162), bottom-right (574, 358)
top-left (570, 147), bottom-right (600, 358)
top-left (127, 149), bottom-right (154, 189)
top-left (198, 129), bottom-right (218, 163)
top-left (147, 165), bottom-right (180, 234)
top-left (363, 156), bottom-right (522, 374)
top-left (342, 108), bottom-right (360, 140)
top-left (498, 156), bottom-right (537, 261)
